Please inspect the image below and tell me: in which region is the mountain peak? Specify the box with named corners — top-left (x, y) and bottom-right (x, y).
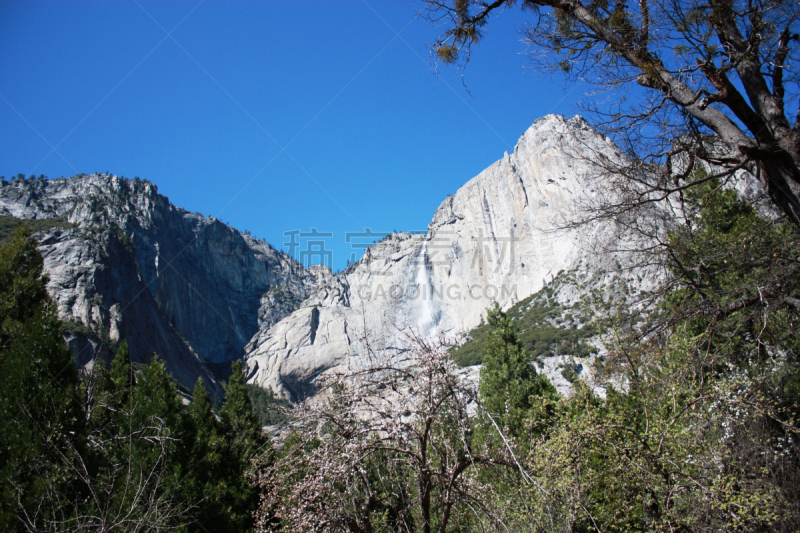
top-left (0, 174), bottom-right (319, 393)
top-left (245, 115), bottom-right (634, 401)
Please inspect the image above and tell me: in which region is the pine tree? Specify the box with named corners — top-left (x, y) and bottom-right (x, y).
top-left (217, 360), bottom-right (271, 531)
top-left (80, 345), bottom-right (205, 530)
top-left (478, 302), bottom-right (557, 443)
top-left (130, 356), bottom-right (188, 478)
top-left (102, 339), bottom-right (134, 416)
top-left (109, 340), bottom-right (133, 391)
top-left (183, 378), bottom-right (231, 532)
top-left (221, 360), bottom-right (264, 461)
top-left (188, 377), bottom-right (216, 429)
top-left (0, 226), bottom-right (83, 531)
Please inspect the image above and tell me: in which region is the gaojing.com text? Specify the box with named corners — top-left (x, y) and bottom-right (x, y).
top-left (356, 283), bottom-right (516, 302)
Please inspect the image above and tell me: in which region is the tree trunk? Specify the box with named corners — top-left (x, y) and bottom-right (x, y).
top-left (750, 146), bottom-right (800, 225)
top-left (420, 470), bottom-right (432, 533)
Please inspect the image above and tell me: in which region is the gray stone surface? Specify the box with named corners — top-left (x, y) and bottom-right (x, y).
top-left (0, 174), bottom-right (316, 394)
top-left (244, 115), bottom-right (647, 401)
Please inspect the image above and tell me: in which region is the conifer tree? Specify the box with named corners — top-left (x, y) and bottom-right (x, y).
top-left (183, 378), bottom-right (233, 532)
top-left (479, 302), bottom-right (557, 443)
top-left (221, 360), bottom-right (264, 461)
top-left (0, 226), bottom-right (83, 531)
top-left (109, 340), bottom-right (133, 393)
top-left (217, 360), bottom-right (271, 531)
top-left (0, 227), bottom-right (269, 530)
top-left (96, 339), bottom-right (134, 421)
top-left (188, 377), bottom-right (217, 429)
top-left (130, 356), bottom-right (188, 474)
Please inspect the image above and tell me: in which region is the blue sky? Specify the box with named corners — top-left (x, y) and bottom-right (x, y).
top-left (0, 1), bottom-right (583, 271)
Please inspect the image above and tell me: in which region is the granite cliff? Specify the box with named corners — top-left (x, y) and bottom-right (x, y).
top-left (0, 174), bottom-right (317, 395)
top-left (0, 115), bottom-right (666, 399)
top-left (244, 115), bottom-right (658, 400)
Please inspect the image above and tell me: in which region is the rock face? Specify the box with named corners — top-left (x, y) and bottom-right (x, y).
top-left (0, 174), bottom-right (317, 394)
top-left (0, 115), bottom-right (668, 399)
top-left (244, 115), bottom-right (640, 401)
top-left (39, 227), bottom-right (222, 395)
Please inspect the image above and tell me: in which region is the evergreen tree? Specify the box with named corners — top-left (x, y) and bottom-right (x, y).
top-left (504, 184), bottom-right (800, 532)
top-left (188, 377), bottom-right (217, 430)
top-left (0, 226), bottom-right (83, 531)
top-left (478, 302), bottom-right (557, 443)
top-left (183, 378), bottom-right (233, 532)
top-left (132, 356), bottom-right (185, 433)
top-left (0, 227), bottom-right (269, 530)
top-left (221, 360), bottom-right (264, 461)
top-left (216, 360), bottom-right (271, 531)
top-left (128, 355), bottom-right (189, 495)
top-left (109, 339), bottom-right (134, 394)
top-left (90, 339), bottom-right (134, 430)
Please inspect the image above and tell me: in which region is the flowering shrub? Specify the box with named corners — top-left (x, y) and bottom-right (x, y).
top-left (253, 333), bottom-right (514, 532)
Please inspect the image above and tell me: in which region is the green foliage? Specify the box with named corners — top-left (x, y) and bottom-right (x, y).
top-left (450, 319), bottom-right (489, 366)
top-left (247, 383), bottom-right (291, 427)
top-left (109, 339), bottom-right (134, 393)
top-left (77, 352), bottom-right (190, 530)
top-left (0, 226), bottom-right (83, 531)
top-left (559, 361), bottom-right (582, 383)
top-left (501, 184), bottom-right (800, 532)
top-left (131, 355), bottom-right (188, 459)
top-left (0, 215), bottom-right (75, 245)
top-left (207, 360), bottom-right (271, 531)
top-left (516, 347), bottom-right (797, 532)
top-left (451, 272), bottom-right (598, 366)
top-left (79, 349), bottom-right (270, 532)
top-left (0, 229), bottom-right (269, 530)
top-left (478, 302), bottom-right (558, 449)
top-left (183, 377), bottom-right (252, 533)
top-left (0, 225), bottom-right (50, 327)
top-left (222, 360), bottom-right (266, 459)
top-left (663, 179), bottom-right (800, 368)
top-left (76, 352), bottom-right (272, 532)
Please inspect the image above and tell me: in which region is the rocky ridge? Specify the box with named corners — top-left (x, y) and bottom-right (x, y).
top-left (244, 115), bottom-right (660, 401)
top-left (0, 174), bottom-right (317, 394)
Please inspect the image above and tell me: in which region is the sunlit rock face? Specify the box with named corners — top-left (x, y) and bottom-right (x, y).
top-left (244, 115), bottom-right (642, 401)
top-left (0, 114), bottom-right (661, 400)
top-left (0, 174), bottom-right (316, 394)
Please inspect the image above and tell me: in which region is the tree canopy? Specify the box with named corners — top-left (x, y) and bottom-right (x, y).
top-left (424, 0), bottom-right (800, 224)
top-left (0, 225), bottom-right (82, 531)
top-left (479, 302), bottom-right (557, 443)
top-left (0, 227), bottom-right (271, 531)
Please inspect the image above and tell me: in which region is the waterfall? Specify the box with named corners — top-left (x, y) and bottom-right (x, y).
top-left (415, 241), bottom-right (435, 336)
